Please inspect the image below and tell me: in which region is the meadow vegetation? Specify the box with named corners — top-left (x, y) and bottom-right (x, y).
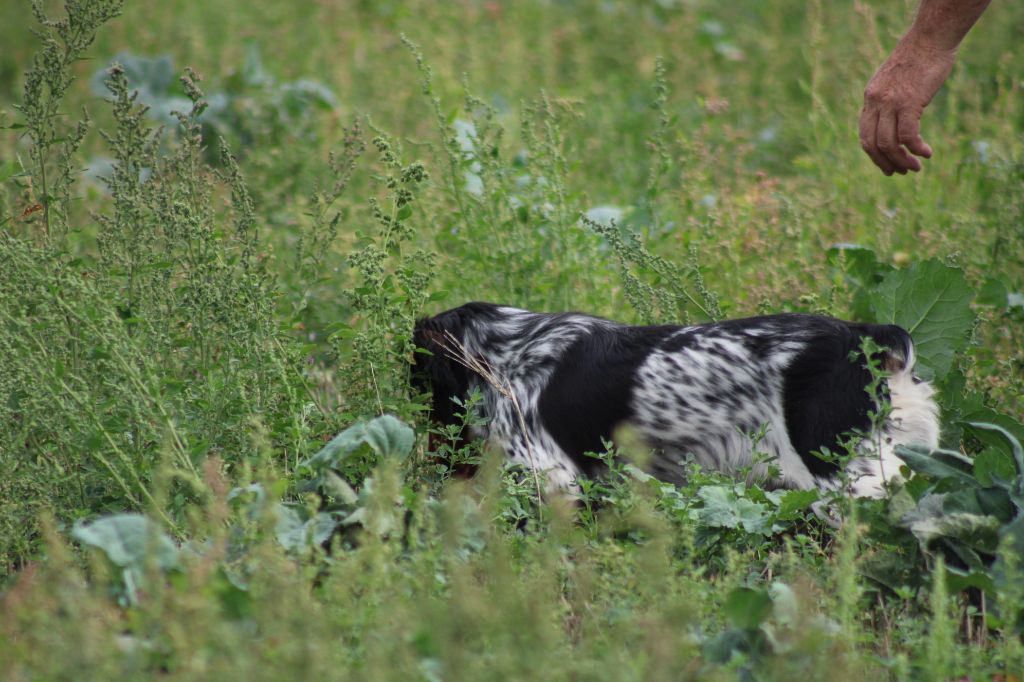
top-left (1, 0), bottom-right (1023, 679)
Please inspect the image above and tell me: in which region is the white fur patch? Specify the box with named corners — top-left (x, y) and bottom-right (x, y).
top-left (847, 368), bottom-right (941, 497)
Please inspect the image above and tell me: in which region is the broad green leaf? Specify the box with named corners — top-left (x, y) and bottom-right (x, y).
top-left (993, 515), bottom-right (1024, 593)
top-left (214, 566), bottom-right (253, 619)
top-left (941, 539), bottom-right (988, 573)
top-left (304, 414), bottom-right (415, 471)
top-left (227, 482), bottom-right (266, 504)
top-left (768, 582), bottom-right (799, 626)
top-left (734, 497), bottom-right (778, 535)
top-left (964, 414), bottom-right (1024, 451)
top-left (968, 422), bottom-right (1024, 491)
top-left (870, 259), bottom-right (974, 380)
top-left (896, 445), bottom-right (977, 487)
top-left (972, 487), bottom-right (1015, 522)
top-left (898, 494), bottom-right (1000, 552)
top-left (695, 486), bottom-right (740, 527)
top-left (703, 629), bottom-right (757, 664)
top-left (827, 245), bottom-right (891, 288)
top-left (72, 514), bottom-right (179, 571)
top-left (776, 489), bottom-right (819, 519)
top-left (826, 244), bottom-right (893, 320)
top-left (323, 470), bottom-right (359, 505)
top-left (887, 486), bottom-right (918, 524)
top-left (974, 448), bottom-right (1017, 488)
top-left (826, 243), bottom-right (890, 284)
top-left (943, 564), bottom-right (995, 595)
top-left (274, 504), bottom-right (341, 552)
top-left (932, 487), bottom-right (1014, 523)
top-left (694, 486), bottom-right (777, 535)
top-left (725, 587), bottom-right (774, 630)
top-left (860, 549), bottom-right (920, 593)
top-left (72, 514), bottom-right (179, 605)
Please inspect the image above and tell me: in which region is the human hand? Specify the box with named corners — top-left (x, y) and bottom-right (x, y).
top-left (859, 41), bottom-right (957, 175)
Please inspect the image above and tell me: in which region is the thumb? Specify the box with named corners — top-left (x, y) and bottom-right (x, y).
top-left (897, 110), bottom-right (932, 159)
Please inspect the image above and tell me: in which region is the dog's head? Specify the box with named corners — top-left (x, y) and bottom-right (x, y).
top-left (412, 303), bottom-right (495, 427)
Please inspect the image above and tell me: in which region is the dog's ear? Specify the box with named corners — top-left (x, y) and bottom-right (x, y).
top-left (853, 323), bottom-right (916, 374)
top-left (412, 314), bottom-right (471, 427)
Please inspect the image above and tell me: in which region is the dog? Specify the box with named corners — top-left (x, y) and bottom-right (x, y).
top-left (412, 302), bottom-right (940, 497)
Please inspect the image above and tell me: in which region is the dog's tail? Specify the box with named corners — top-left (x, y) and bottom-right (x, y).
top-left (859, 324), bottom-right (939, 442)
top-left (847, 323), bottom-right (940, 497)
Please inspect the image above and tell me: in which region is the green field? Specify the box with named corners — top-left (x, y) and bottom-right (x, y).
top-left (1, 0), bottom-right (1023, 679)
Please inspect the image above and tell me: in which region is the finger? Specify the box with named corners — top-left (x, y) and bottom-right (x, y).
top-left (859, 108), bottom-right (897, 175)
top-left (876, 109), bottom-right (914, 174)
top-left (896, 109), bottom-right (932, 160)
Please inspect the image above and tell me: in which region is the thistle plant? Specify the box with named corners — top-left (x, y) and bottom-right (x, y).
top-left (14, 0), bottom-right (124, 244)
top-left (0, 7), bottom-right (331, 569)
top-left (296, 119), bottom-right (366, 281)
top-left (581, 213), bottom-right (722, 325)
top-left (95, 63), bottom-right (162, 323)
top-left (333, 126), bottom-right (435, 421)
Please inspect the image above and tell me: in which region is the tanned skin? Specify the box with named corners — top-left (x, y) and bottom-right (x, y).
top-left (859, 0), bottom-right (992, 175)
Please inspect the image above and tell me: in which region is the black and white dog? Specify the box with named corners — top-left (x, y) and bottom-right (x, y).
top-left (413, 302), bottom-right (940, 497)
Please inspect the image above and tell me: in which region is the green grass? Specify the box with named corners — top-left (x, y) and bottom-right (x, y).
top-left (1, 0), bottom-right (1023, 679)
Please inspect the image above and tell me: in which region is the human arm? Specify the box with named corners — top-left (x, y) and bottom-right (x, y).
top-left (858, 0), bottom-right (991, 175)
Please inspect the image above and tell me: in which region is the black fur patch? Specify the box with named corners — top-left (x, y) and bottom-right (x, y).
top-left (536, 325), bottom-right (677, 476)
